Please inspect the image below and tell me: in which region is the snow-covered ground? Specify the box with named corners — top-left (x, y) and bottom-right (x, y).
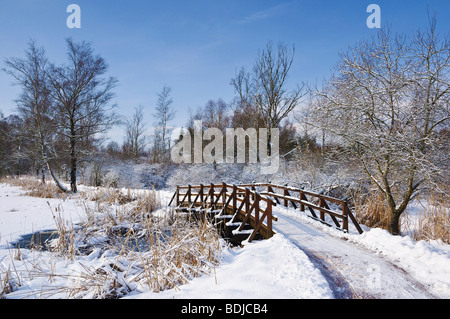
top-left (0, 182), bottom-right (449, 299)
top-left (271, 205), bottom-right (450, 298)
top-left (127, 233), bottom-right (333, 299)
top-left (0, 184), bottom-right (89, 246)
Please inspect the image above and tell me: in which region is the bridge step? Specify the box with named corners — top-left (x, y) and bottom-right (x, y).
top-left (174, 206), bottom-right (258, 245)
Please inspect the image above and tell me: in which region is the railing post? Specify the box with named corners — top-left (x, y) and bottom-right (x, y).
top-left (233, 184), bottom-right (237, 214)
top-left (283, 188), bottom-right (288, 207)
top-left (222, 182), bottom-right (226, 207)
top-left (319, 197), bottom-right (325, 222)
top-left (245, 187), bottom-right (250, 215)
top-left (210, 183), bottom-right (214, 208)
top-left (267, 200), bottom-right (273, 237)
top-left (199, 184), bottom-right (204, 205)
top-left (188, 184), bottom-right (192, 204)
top-left (299, 189), bottom-right (305, 211)
top-left (342, 202), bottom-right (349, 232)
top-left (255, 192), bottom-right (260, 226)
top-left (176, 185), bottom-right (180, 206)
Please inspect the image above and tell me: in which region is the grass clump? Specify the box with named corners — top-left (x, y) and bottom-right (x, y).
top-left (39, 185), bottom-right (222, 298)
top-left (0, 176), bottom-right (68, 199)
top-left (403, 192), bottom-right (449, 244)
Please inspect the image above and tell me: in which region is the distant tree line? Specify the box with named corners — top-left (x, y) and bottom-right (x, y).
top-left (0, 39), bottom-right (308, 191)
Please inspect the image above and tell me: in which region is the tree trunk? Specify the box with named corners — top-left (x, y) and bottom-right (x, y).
top-left (388, 210), bottom-right (401, 236)
top-left (39, 132), bottom-right (68, 193)
top-left (69, 132), bottom-right (77, 193)
top-left (70, 160), bottom-right (77, 193)
top-left (46, 160), bottom-right (69, 193)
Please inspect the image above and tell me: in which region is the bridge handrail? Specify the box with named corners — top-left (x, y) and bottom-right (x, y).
top-left (239, 182), bottom-right (363, 234)
top-left (168, 182), bottom-right (363, 235)
top-left (169, 182), bottom-right (275, 242)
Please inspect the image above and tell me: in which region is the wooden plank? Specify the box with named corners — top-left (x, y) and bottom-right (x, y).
top-left (259, 183), bottom-right (346, 205)
top-left (345, 204), bottom-right (364, 234)
top-left (260, 191), bottom-right (345, 220)
top-left (221, 204), bottom-right (277, 222)
top-left (168, 191), bottom-right (177, 206)
top-left (220, 204), bottom-right (274, 240)
top-left (238, 194), bottom-right (257, 232)
top-left (321, 199), bottom-right (341, 229)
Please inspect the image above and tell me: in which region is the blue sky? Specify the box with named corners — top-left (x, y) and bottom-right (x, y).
top-left (0, 0), bottom-right (449, 142)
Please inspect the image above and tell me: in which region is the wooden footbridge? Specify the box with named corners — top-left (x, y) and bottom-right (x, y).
top-left (168, 182), bottom-right (363, 245)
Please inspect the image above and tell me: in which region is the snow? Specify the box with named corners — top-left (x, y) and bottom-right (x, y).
top-left (0, 182), bottom-right (449, 299)
top-left (0, 183), bottom-right (88, 246)
top-left (127, 234), bottom-right (333, 299)
top-left (272, 204), bottom-right (450, 298)
top-left (353, 228), bottom-right (450, 297)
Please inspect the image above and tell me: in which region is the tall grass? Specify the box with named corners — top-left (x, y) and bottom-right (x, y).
top-left (46, 202), bottom-right (76, 259)
top-left (353, 184), bottom-right (449, 243)
top-left (353, 189), bottom-right (391, 230)
top-left (62, 190), bottom-right (222, 298)
top-left (44, 212), bottom-right (222, 298)
top-left (0, 176), bottom-right (68, 199)
top-left (0, 176), bottom-right (223, 298)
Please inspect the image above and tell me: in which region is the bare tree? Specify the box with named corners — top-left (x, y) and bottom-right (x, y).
top-left (154, 86), bottom-right (176, 161)
top-left (203, 98), bottom-right (230, 130)
top-left (47, 38), bottom-right (119, 193)
top-left (231, 42), bottom-right (306, 160)
top-left (295, 92), bottom-right (329, 154)
top-left (231, 42), bottom-right (306, 133)
top-left (150, 127), bottom-right (163, 163)
top-left (314, 21), bottom-right (449, 235)
top-left (409, 14), bottom-right (450, 187)
top-left (0, 114), bottom-right (31, 176)
top-left (3, 41), bottom-right (67, 190)
top-left (124, 105), bottom-right (147, 162)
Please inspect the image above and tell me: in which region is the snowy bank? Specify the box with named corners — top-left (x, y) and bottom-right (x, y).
top-left (126, 234), bottom-right (333, 299)
top-left (272, 204), bottom-right (450, 298)
top-left (352, 228), bottom-right (450, 297)
top-left (0, 183), bottom-right (88, 246)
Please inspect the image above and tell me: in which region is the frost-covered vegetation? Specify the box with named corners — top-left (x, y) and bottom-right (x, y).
top-left (0, 177), bottom-right (223, 298)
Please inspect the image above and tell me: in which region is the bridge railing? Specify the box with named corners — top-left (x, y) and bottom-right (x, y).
top-left (238, 183), bottom-right (363, 234)
top-left (168, 183), bottom-right (277, 242)
top-left (169, 182), bottom-right (363, 235)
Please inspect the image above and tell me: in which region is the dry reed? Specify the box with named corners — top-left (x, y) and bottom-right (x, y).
top-left (25, 182), bottom-right (223, 298)
top-left (403, 192), bottom-right (449, 244)
top-left (0, 176), bottom-right (68, 199)
top-left (353, 189), bottom-right (391, 230)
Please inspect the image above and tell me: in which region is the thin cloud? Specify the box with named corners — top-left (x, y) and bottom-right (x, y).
top-left (235, 1), bottom-right (297, 25)
top-left (240, 11), bottom-right (272, 24)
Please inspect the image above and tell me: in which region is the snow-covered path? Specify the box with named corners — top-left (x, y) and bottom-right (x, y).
top-left (272, 207), bottom-right (443, 299)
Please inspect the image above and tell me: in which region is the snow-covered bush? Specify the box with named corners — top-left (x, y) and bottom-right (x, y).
top-left (102, 170), bottom-right (120, 188)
